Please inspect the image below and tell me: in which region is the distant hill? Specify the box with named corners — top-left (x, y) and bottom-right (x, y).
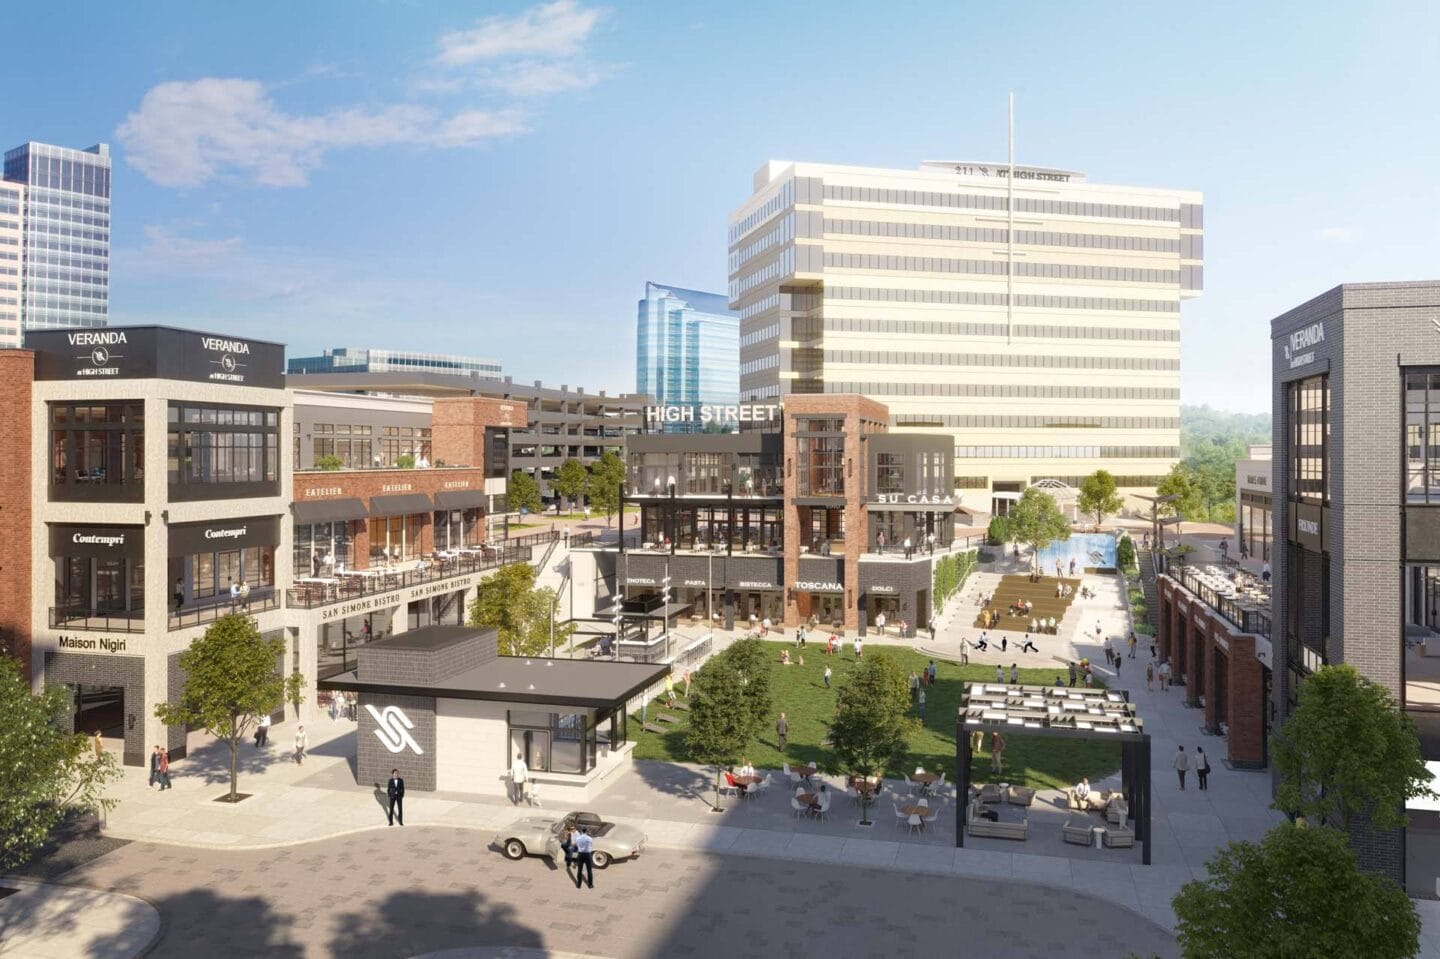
top-left (1176, 406), bottom-right (1272, 523)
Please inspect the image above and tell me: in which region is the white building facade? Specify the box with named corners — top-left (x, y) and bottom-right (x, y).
top-left (728, 159), bottom-right (1203, 513)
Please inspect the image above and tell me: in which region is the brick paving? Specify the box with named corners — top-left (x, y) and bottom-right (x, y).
top-left (61, 829), bottom-right (1180, 959)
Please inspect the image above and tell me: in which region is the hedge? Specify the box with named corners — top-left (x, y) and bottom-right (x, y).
top-left (933, 549), bottom-right (979, 611)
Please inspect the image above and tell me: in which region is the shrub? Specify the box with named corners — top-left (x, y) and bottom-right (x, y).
top-left (1116, 535), bottom-right (1137, 571)
top-left (987, 515), bottom-right (1011, 546)
top-left (315, 454), bottom-right (342, 471)
top-left (394, 453), bottom-right (417, 469)
top-left (1134, 623), bottom-right (1155, 636)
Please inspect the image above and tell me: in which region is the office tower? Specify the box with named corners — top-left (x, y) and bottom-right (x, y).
top-left (636, 281), bottom-right (739, 432)
top-left (2, 142), bottom-right (111, 335)
top-left (0, 179), bottom-right (21, 347)
top-left (728, 159), bottom-right (1202, 512)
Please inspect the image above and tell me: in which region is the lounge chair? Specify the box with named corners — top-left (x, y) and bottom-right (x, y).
top-left (1005, 785), bottom-right (1037, 807)
top-left (1062, 817), bottom-right (1094, 846)
top-left (1103, 825), bottom-right (1135, 848)
top-left (974, 783), bottom-right (1003, 804)
top-left (965, 800), bottom-right (1028, 841)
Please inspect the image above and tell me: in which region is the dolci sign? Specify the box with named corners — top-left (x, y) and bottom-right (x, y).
top-left (28, 326), bottom-right (284, 390)
top-left (644, 403), bottom-right (783, 427)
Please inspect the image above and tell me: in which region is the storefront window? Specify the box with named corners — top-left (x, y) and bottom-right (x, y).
top-left (432, 509), bottom-right (481, 550)
top-left (876, 452), bottom-right (904, 494)
top-left (369, 514), bottom-right (422, 562)
top-left (1289, 374), bottom-right (1328, 504)
top-left (1406, 371), bottom-right (1440, 503)
top-left (796, 433), bottom-right (845, 496)
top-left (294, 522), bottom-right (354, 576)
top-left (189, 546), bottom-right (274, 598)
top-left (49, 401), bottom-right (145, 501)
top-left (168, 401), bottom-right (281, 496)
top-left (507, 710), bottom-right (596, 775)
top-left (317, 608), bottom-right (394, 679)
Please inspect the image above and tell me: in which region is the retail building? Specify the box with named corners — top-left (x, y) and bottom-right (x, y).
top-left (1264, 281), bottom-right (1440, 893)
top-left (572, 394), bottom-right (963, 636)
top-left (1234, 444), bottom-right (1273, 563)
top-left (635, 281), bottom-right (739, 433)
top-left (727, 158), bottom-right (1202, 514)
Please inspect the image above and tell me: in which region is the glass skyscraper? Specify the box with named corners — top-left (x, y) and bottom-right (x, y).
top-left (2, 142), bottom-right (111, 338)
top-left (636, 282), bottom-right (739, 433)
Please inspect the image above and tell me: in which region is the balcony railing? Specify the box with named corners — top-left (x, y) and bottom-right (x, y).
top-left (1172, 563), bottom-right (1272, 638)
top-left (169, 587), bottom-right (282, 630)
top-left (285, 542), bottom-right (535, 610)
top-left (50, 605), bottom-right (146, 633)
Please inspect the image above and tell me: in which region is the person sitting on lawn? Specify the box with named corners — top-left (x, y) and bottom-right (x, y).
top-left (779, 649), bottom-right (792, 665)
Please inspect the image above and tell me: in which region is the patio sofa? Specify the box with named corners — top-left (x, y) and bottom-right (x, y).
top-left (1066, 787), bottom-right (1123, 814)
top-left (1062, 817), bottom-right (1095, 846)
top-left (966, 800), bottom-right (1028, 841)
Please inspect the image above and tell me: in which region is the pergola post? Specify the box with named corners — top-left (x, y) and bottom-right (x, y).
top-left (956, 720), bottom-right (971, 848)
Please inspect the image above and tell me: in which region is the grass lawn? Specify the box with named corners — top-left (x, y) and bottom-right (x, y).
top-left (631, 641), bottom-right (1119, 791)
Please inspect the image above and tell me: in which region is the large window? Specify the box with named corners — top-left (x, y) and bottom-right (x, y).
top-left (187, 546), bottom-right (274, 599)
top-left (49, 402), bottom-right (144, 501)
top-left (369, 514), bottom-right (422, 563)
top-left (1407, 371), bottom-right (1440, 503)
top-left (433, 509), bottom-right (480, 550)
top-left (294, 522), bottom-right (354, 576)
top-left (1289, 374), bottom-right (1328, 504)
top-left (507, 710), bottom-right (598, 775)
top-left (168, 402), bottom-right (280, 497)
top-left (796, 429), bottom-right (845, 496)
top-left (875, 452), bottom-right (904, 494)
top-left (318, 608), bottom-right (394, 679)
top-left (380, 426), bottom-right (430, 465)
top-left (312, 423), bottom-right (373, 468)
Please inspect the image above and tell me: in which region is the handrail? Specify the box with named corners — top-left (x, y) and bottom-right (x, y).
top-left (1169, 564), bottom-right (1271, 638)
top-left (50, 606), bottom-right (146, 633)
top-left (168, 587), bottom-right (281, 631)
top-left (285, 544), bottom-right (534, 610)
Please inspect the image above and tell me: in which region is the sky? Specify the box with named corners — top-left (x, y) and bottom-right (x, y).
top-left (3, 0), bottom-right (1437, 412)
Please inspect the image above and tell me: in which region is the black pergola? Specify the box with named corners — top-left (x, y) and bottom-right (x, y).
top-left (955, 682), bottom-right (1154, 865)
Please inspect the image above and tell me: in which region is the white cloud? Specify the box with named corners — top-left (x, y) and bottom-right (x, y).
top-left (1317, 226), bottom-right (1354, 242)
top-left (139, 224), bottom-right (243, 265)
top-left (435, 1), bottom-right (602, 64)
top-left (484, 61), bottom-right (608, 97)
top-left (118, 78), bottom-right (526, 188)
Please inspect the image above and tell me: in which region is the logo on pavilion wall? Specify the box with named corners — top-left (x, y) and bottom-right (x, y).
top-left (366, 704), bottom-right (424, 755)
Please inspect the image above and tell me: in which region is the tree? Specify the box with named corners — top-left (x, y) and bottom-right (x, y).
top-left (1173, 822), bottom-right (1419, 959)
top-left (1077, 469), bottom-right (1123, 528)
top-left (314, 454), bottom-right (342, 471)
top-left (1006, 487), bottom-right (1071, 573)
top-left (153, 615), bottom-right (303, 802)
top-left (1116, 534), bottom-right (1137, 573)
top-left (986, 515), bottom-right (1011, 547)
top-left (467, 562), bottom-right (573, 656)
top-left (553, 458), bottom-right (589, 512)
top-left (0, 656), bottom-right (120, 870)
top-left (1156, 464), bottom-right (1207, 532)
top-left (394, 453), bottom-right (416, 469)
top-left (825, 652), bottom-right (917, 824)
top-left (585, 451), bottom-right (627, 526)
top-left (508, 469), bottom-right (542, 515)
top-left (684, 638), bottom-right (771, 811)
top-left (1271, 664), bottom-right (1431, 833)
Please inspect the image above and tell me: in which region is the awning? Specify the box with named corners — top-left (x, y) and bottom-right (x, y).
top-left (292, 498), bottom-right (368, 524)
top-left (435, 489), bottom-right (487, 510)
top-left (370, 492), bottom-right (434, 516)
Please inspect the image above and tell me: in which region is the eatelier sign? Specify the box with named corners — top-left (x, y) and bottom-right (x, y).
top-left (28, 326), bottom-right (285, 390)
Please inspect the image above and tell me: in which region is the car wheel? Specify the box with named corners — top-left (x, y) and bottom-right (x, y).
top-left (591, 851), bottom-right (611, 869)
top-left (502, 839), bottom-right (526, 860)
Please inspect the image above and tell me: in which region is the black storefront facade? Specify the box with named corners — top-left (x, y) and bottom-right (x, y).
top-left (612, 552), bottom-right (785, 629)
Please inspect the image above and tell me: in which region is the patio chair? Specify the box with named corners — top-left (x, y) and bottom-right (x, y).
top-left (921, 805), bottom-right (940, 831)
top-left (753, 773), bottom-right (775, 795)
top-left (1103, 825), bottom-right (1135, 848)
top-left (721, 772), bottom-right (740, 799)
top-left (907, 813), bottom-right (923, 836)
top-left (1107, 798), bottom-right (1130, 826)
top-left (903, 773), bottom-right (916, 794)
top-left (784, 763), bottom-right (802, 786)
top-left (791, 797), bottom-right (810, 819)
top-left (1062, 817), bottom-right (1094, 846)
top-left (893, 804), bottom-right (908, 831)
top-left (815, 793), bottom-right (830, 822)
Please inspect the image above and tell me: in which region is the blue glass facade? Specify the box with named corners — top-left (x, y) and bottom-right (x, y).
top-left (287, 347), bottom-right (502, 378)
top-left (636, 282), bottom-right (739, 433)
top-left (3, 142), bottom-right (110, 333)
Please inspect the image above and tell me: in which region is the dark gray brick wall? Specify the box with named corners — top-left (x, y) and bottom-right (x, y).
top-left (357, 631), bottom-right (497, 687)
top-left (356, 692), bottom-right (436, 791)
top-left (166, 652), bottom-right (188, 760)
top-left (44, 651), bottom-right (147, 767)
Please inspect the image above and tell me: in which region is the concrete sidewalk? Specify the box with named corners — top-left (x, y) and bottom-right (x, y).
top-left (0, 878), bottom-right (160, 958)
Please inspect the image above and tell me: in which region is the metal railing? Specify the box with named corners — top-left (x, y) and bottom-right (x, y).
top-left (168, 587), bottom-right (281, 631)
top-left (1171, 564), bottom-right (1272, 638)
top-left (49, 605), bottom-right (146, 632)
top-left (284, 543), bottom-right (535, 610)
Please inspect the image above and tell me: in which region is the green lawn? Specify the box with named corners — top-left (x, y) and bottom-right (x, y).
top-left (631, 642), bottom-right (1119, 791)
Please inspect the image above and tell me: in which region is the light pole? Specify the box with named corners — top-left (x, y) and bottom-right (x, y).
top-left (662, 562), bottom-right (673, 660)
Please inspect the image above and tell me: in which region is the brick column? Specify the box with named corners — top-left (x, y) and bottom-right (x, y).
top-left (1203, 625), bottom-right (1222, 733)
top-left (0, 350), bottom-right (33, 683)
top-left (353, 520), bottom-right (370, 569)
top-left (1157, 580), bottom-right (1173, 661)
top-left (1186, 611), bottom-right (1205, 708)
top-left (1225, 635), bottom-right (1267, 767)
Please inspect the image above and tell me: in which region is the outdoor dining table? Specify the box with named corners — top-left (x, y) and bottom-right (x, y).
top-left (898, 804), bottom-right (929, 817)
top-left (732, 774), bottom-right (761, 797)
top-left (795, 792), bottom-right (820, 810)
top-left (912, 772), bottom-right (938, 794)
top-left (791, 763), bottom-right (817, 779)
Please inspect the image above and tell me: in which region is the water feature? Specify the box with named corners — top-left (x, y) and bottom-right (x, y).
top-left (1035, 531), bottom-right (1119, 572)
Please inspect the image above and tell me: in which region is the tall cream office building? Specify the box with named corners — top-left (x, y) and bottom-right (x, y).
top-left (727, 159), bottom-right (1203, 514)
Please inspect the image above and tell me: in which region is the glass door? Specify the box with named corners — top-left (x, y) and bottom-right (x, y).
top-left (511, 728), bottom-right (550, 773)
top-left (95, 558), bottom-right (125, 612)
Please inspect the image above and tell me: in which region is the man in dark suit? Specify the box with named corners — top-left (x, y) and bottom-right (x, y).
top-left (387, 769), bottom-right (405, 826)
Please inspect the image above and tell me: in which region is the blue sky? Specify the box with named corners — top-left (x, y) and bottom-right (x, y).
top-left (3, 0), bottom-right (1437, 411)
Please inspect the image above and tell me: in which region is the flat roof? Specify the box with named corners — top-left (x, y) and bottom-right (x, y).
top-left (319, 655), bottom-right (668, 709)
top-left (367, 624), bottom-right (481, 652)
top-left (959, 682), bottom-right (1148, 743)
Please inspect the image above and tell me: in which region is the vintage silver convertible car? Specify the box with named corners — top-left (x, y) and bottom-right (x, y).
top-left (494, 811), bottom-right (647, 869)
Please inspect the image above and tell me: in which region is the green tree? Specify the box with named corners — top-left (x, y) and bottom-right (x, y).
top-left (585, 451), bottom-right (627, 526)
top-left (394, 453), bottom-right (416, 469)
top-left (986, 515), bottom-right (1011, 547)
top-left (1077, 469), bottom-right (1123, 528)
top-left (1116, 535), bottom-right (1138, 572)
top-left (467, 562), bottom-right (573, 656)
top-left (1173, 822), bottom-right (1419, 959)
top-left (1007, 487), bottom-right (1071, 573)
top-left (153, 614), bottom-right (303, 802)
top-left (553, 458), bottom-right (589, 511)
top-left (684, 638), bottom-right (772, 811)
top-left (508, 469), bottom-right (542, 515)
top-left (1271, 664), bottom-right (1431, 832)
top-left (0, 657), bottom-right (120, 870)
top-left (314, 454), bottom-right (342, 471)
top-left (1156, 464), bottom-right (1208, 530)
top-left (825, 652), bottom-right (917, 824)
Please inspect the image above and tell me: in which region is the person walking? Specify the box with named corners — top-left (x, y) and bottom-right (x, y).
top-left (991, 731), bottom-right (1007, 773)
top-left (91, 730), bottom-right (104, 762)
top-left (511, 751), bottom-right (529, 805)
top-left (293, 725), bottom-right (307, 765)
top-left (1173, 746), bottom-right (1189, 790)
top-left (1009, 663), bottom-right (1019, 684)
top-left (256, 713), bottom-right (271, 747)
top-left (927, 660), bottom-right (937, 685)
top-left (995, 664), bottom-right (1003, 683)
top-left (999, 634), bottom-right (1008, 653)
top-left (903, 536), bottom-right (913, 559)
top-left (158, 747), bottom-right (172, 790)
top-left (239, 579), bottom-right (251, 611)
top-left (876, 611), bottom-right (886, 636)
top-left (1195, 747), bottom-right (1210, 790)
top-left (853, 636), bottom-right (863, 660)
top-left (387, 769), bottom-right (405, 825)
top-left (776, 712), bottom-right (789, 751)
top-left (1019, 633), bottom-right (1037, 653)
top-left (1128, 632), bottom-right (1138, 659)
top-left (229, 579), bottom-right (240, 609)
top-left (823, 665), bottom-right (832, 688)
top-left (876, 530), bottom-right (886, 555)
top-left (909, 672), bottom-right (920, 703)
top-left (1262, 561), bottom-right (1271, 583)
top-left (149, 745), bottom-right (162, 789)
top-left (1068, 661), bottom-right (1078, 687)
top-left (573, 828), bottom-right (595, 889)
top-left (1145, 661), bottom-right (1155, 691)
top-left (917, 687), bottom-right (927, 719)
